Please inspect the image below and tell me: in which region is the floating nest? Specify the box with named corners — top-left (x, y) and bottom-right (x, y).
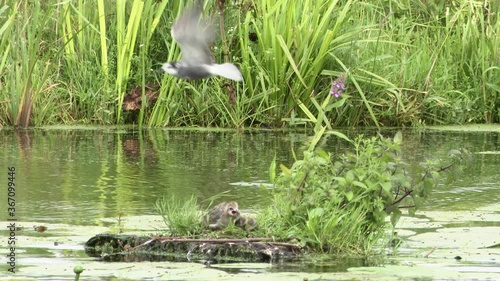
top-left (85, 234), bottom-right (302, 263)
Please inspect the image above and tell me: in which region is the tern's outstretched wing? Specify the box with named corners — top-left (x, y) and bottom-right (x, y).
top-left (171, 0), bottom-right (214, 65)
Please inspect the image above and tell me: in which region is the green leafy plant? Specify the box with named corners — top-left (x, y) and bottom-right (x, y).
top-left (259, 133), bottom-right (472, 254)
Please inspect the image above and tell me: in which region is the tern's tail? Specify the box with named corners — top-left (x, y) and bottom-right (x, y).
top-left (208, 63), bottom-right (243, 81)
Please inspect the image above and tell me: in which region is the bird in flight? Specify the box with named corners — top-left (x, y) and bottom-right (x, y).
top-left (161, 0), bottom-right (243, 81)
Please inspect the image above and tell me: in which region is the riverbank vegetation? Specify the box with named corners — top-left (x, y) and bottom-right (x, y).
top-left (1, 0), bottom-right (498, 127)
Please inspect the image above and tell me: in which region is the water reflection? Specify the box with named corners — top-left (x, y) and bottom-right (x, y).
top-left (0, 129), bottom-right (310, 224)
top-left (1, 128), bottom-right (499, 224)
top-left (0, 128), bottom-right (499, 279)
top-left (211, 256), bottom-right (379, 274)
top-left (393, 130), bottom-right (500, 210)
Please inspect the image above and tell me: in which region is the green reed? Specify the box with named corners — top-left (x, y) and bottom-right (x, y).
top-left (0, 2), bottom-right (56, 127)
top-left (97, 0), bottom-right (109, 76)
top-left (0, 4), bottom-right (15, 125)
top-left (148, 1), bottom-right (258, 128)
top-left (135, 0), bottom-right (169, 126)
top-left (0, 0), bottom-right (498, 127)
top-left (115, 0), bottom-right (143, 123)
top-left (243, 0), bottom-right (359, 124)
top-left (57, 0), bottom-right (113, 123)
top-left (338, 0), bottom-right (500, 125)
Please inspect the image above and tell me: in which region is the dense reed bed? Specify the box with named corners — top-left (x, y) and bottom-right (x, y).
top-left (0, 0), bottom-right (498, 127)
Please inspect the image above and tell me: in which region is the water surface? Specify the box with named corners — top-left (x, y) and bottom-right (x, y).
top-left (0, 127), bottom-right (498, 280)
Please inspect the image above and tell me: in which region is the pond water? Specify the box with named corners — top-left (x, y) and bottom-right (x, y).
top-left (0, 126), bottom-right (499, 280)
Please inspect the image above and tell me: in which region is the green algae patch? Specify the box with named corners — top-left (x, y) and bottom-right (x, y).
top-left (427, 124), bottom-right (500, 132)
top-left (2, 206), bottom-right (499, 281)
top-left (386, 205), bottom-right (500, 280)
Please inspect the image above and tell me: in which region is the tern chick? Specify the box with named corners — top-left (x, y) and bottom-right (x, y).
top-left (161, 1), bottom-right (243, 81)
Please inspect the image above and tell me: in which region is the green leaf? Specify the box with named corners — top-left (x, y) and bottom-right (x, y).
top-left (390, 208), bottom-right (402, 226)
top-left (345, 191), bottom-right (354, 201)
top-left (269, 153), bottom-right (277, 183)
top-left (308, 207), bottom-right (324, 219)
top-left (280, 164), bottom-right (292, 176)
top-left (309, 126), bottom-right (326, 151)
top-left (408, 207), bottom-right (416, 217)
top-left (277, 35), bottom-right (307, 88)
top-left (380, 182), bottom-right (392, 192)
top-left (325, 130), bottom-right (352, 144)
top-left (486, 243), bottom-right (500, 249)
top-left (485, 82), bottom-right (500, 92)
top-left (297, 99), bottom-right (317, 123)
top-left (325, 96), bottom-right (346, 110)
top-left (352, 181), bottom-right (367, 189)
top-left (333, 177), bottom-right (346, 185)
top-left (316, 149), bottom-right (330, 160)
top-left (346, 170), bottom-right (355, 181)
top-left (393, 130), bottom-right (403, 144)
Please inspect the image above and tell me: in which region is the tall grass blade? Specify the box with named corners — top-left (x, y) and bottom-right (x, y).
top-left (97, 0), bottom-right (108, 76)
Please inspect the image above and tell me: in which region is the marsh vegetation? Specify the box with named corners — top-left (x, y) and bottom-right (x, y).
top-left (154, 130), bottom-right (472, 255)
top-left (1, 126), bottom-right (497, 279)
top-left (1, 0), bottom-right (498, 127)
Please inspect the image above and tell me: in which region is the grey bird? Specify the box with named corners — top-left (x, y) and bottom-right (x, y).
top-left (161, 1), bottom-right (243, 81)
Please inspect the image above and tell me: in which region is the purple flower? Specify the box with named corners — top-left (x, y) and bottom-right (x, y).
top-left (330, 74), bottom-right (346, 98)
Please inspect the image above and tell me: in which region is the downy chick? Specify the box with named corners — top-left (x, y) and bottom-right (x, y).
top-left (205, 201), bottom-right (240, 230)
